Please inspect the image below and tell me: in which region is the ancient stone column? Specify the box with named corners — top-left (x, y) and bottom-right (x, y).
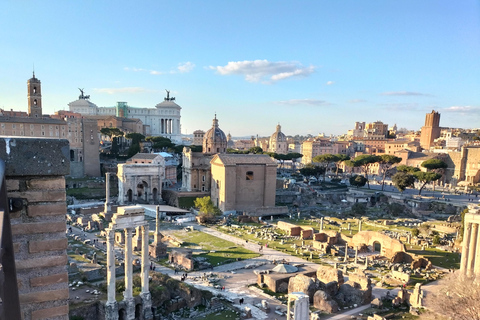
top-left (106, 228), bottom-right (116, 303)
top-left (104, 172), bottom-right (112, 214)
top-left (155, 206), bottom-right (161, 243)
top-left (358, 220), bottom-right (362, 232)
top-left (344, 245), bottom-right (348, 261)
top-left (141, 224), bottom-right (153, 320)
top-left (460, 223), bottom-right (472, 276)
top-left (320, 217), bottom-right (324, 231)
top-left (468, 223), bottom-right (479, 277)
top-left (141, 225), bottom-right (150, 294)
top-left (475, 224), bottom-right (480, 277)
top-left (123, 227), bottom-right (135, 319)
top-left (355, 247), bottom-right (358, 264)
top-left (365, 256), bottom-right (368, 268)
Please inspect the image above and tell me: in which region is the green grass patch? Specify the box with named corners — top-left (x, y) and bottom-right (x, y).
top-left (407, 246), bottom-right (460, 269)
top-left (203, 309), bottom-right (239, 320)
top-left (172, 230), bottom-right (260, 266)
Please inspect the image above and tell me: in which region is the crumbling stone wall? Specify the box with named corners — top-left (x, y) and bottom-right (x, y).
top-left (169, 249), bottom-right (194, 271)
top-left (350, 231), bottom-right (406, 258)
top-left (1, 138), bottom-right (70, 320)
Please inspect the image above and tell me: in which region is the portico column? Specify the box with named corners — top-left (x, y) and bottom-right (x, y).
top-left (468, 224), bottom-right (478, 277)
top-left (461, 223), bottom-right (472, 276)
top-left (141, 224), bottom-right (150, 294)
top-left (124, 228), bottom-right (134, 300)
top-left (286, 296), bottom-right (292, 320)
top-left (106, 228), bottom-right (116, 303)
top-left (474, 223), bottom-right (480, 277)
top-left (104, 172), bottom-right (111, 213)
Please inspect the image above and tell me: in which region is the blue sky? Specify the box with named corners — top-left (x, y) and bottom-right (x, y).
top-left (1, 1), bottom-right (479, 137)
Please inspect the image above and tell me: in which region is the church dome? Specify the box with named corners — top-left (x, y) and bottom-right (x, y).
top-left (203, 115), bottom-right (227, 154)
top-left (270, 124), bottom-right (287, 142)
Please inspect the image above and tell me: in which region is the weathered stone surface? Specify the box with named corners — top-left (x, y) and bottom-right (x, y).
top-left (313, 290), bottom-right (338, 313)
top-left (335, 283), bottom-right (366, 307)
top-left (0, 138), bottom-right (70, 176)
top-left (316, 265), bottom-right (344, 286)
top-left (288, 274), bottom-right (318, 303)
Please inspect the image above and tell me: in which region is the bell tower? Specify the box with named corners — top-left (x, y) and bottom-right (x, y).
top-left (27, 72), bottom-right (42, 118)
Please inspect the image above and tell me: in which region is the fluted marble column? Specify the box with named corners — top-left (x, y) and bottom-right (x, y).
top-left (468, 224), bottom-right (479, 277)
top-left (475, 223), bottom-right (480, 276)
top-left (124, 228), bottom-right (133, 300)
top-left (461, 223), bottom-right (472, 275)
top-left (106, 228), bottom-right (116, 303)
top-left (104, 172), bottom-right (112, 213)
top-left (141, 225), bottom-right (150, 294)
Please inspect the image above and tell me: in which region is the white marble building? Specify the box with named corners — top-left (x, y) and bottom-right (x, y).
top-left (68, 90), bottom-right (182, 143)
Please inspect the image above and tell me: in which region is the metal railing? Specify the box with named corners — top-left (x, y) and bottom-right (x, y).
top-left (0, 159), bottom-right (21, 319)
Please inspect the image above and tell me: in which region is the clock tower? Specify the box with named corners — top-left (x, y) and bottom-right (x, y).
top-left (27, 72), bottom-right (42, 118)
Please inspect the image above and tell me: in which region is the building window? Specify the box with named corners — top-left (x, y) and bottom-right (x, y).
top-left (202, 175), bottom-right (205, 182)
top-left (246, 171), bottom-right (254, 180)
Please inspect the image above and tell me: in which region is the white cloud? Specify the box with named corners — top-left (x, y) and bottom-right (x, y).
top-left (348, 99), bottom-right (366, 103)
top-left (381, 91), bottom-right (430, 96)
top-left (443, 106), bottom-right (480, 113)
top-left (326, 81), bottom-right (334, 85)
top-left (177, 62), bottom-right (195, 73)
top-left (93, 87), bottom-right (153, 94)
top-left (209, 60), bottom-right (315, 83)
top-left (275, 99), bottom-right (329, 106)
top-left (150, 70), bottom-right (164, 75)
top-left (124, 67), bottom-right (145, 72)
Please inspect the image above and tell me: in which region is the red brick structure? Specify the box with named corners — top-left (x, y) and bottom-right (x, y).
top-left (0, 138), bottom-right (70, 320)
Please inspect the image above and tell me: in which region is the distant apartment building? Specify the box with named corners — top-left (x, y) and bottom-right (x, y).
top-left (301, 138), bottom-right (353, 164)
top-left (68, 90), bottom-right (182, 143)
top-left (385, 139), bottom-right (421, 155)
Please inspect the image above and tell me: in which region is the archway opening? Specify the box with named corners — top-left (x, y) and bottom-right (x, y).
top-left (373, 241), bottom-right (381, 253)
top-left (135, 303), bottom-right (142, 320)
top-left (118, 308), bottom-right (127, 320)
top-left (127, 189), bottom-right (133, 202)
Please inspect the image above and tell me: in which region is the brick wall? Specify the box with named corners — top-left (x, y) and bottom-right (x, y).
top-left (0, 138), bottom-right (70, 320)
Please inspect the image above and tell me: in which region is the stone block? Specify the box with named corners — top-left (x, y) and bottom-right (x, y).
top-left (16, 255), bottom-right (68, 270)
top-left (19, 288), bottom-right (69, 304)
top-left (0, 138), bottom-right (70, 177)
top-left (29, 238), bottom-right (68, 253)
top-left (27, 177), bottom-right (65, 190)
top-left (31, 305), bottom-right (69, 320)
top-left (28, 203), bottom-right (66, 217)
top-left (30, 272), bottom-right (68, 287)
top-left (12, 221), bottom-right (66, 235)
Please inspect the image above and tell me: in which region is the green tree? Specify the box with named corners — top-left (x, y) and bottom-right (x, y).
top-left (194, 196), bottom-right (221, 216)
top-left (413, 171), bottom-right (442, 195)
top-left (432, 234), bottom-right (441, 245)
top-left (248, 146), bottom-right (263, 154)
top-left (392, 171), bottom-right (415, 193)
top-left (346, 155), bottom-right (380, 188)
top-left (421, 158), bottom-right (448, 190)
top-left (411, 228), bottom-right (420, 237)
top-left (378, 155), bottom-right (402, 190)
top-left (312, 154), bottom-right (340, 182)
top-left (126, 133), bottom-right (145, 158)
top-left (397, 165), bottom-right (420, 173)
top-left (288, 153), bottom-right (303, 172)
top-left (146, 136), bottom-right (175, 150)
top-left (100, 127), bottom-right (124, 156)
top-left (349, 174), bottom-right (367, 188)
top-left (334, 154), bottom-right (350, 176)
top-left (299, 163), bottom-right (325, 180)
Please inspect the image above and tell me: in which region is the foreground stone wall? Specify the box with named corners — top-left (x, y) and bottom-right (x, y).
top-left (0, 138), bottom-right (70, 320)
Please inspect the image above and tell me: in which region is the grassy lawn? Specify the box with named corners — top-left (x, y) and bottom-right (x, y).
top-left (172, 230), bottom-right (260, 266)
top-left (407, 246), bottom-right (460, 269)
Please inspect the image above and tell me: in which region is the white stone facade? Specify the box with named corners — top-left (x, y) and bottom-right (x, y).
top-left (117, 158), bottom-right (165, 205)
top-left (68, 93), bottom-right (182, 143)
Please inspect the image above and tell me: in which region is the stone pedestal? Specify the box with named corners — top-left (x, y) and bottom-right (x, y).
top-left (105, 301), bottom-right (119, 320)
top-left (141, 292), bottom-right (153, 320)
